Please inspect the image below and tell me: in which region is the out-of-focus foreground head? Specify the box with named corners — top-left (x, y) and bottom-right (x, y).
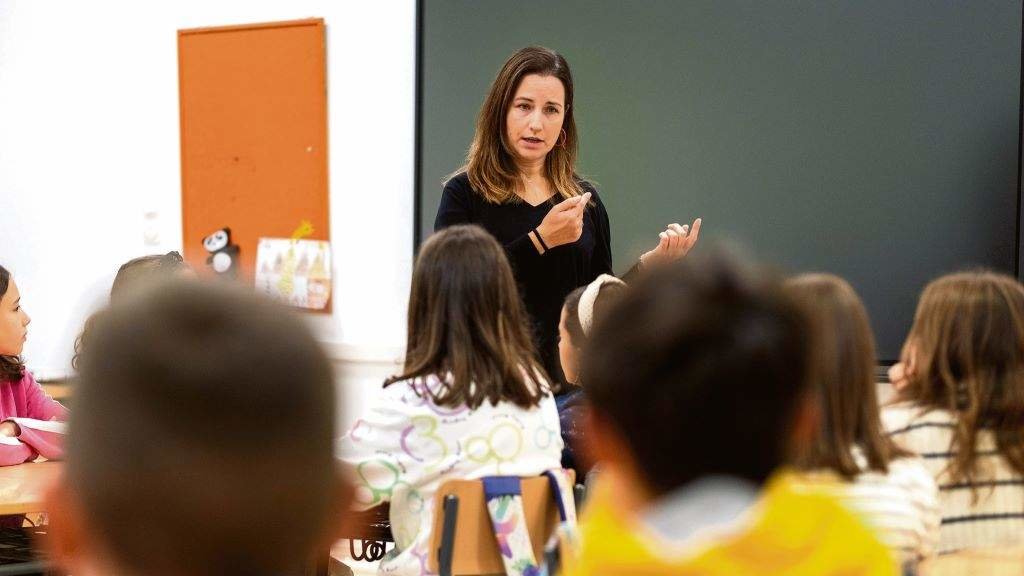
top-left (51, 279), bottom-right (349, 576)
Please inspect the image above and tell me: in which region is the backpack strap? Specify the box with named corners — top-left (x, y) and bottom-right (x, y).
top-left (543, 469), bottom-right (578, 524)
top-left (482, 476), bottom-right (542, 576)
top-left (481, 472), bottom-right (581, 576)
top-left (541, 469), bottom-right (581, 575)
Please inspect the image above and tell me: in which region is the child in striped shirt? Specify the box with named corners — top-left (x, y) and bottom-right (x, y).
top-left (785, 274), bottom-right (939, 562)
top-left (883, 271), bottom-right (1024, 554)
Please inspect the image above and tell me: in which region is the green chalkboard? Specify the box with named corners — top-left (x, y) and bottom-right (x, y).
top-left (418, 0), bottom-right (1022, 360)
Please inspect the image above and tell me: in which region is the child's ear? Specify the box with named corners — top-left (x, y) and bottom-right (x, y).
top-left (788, 391), bottom-right (820, 454)
top-left (581, 408), bottom-right (657, 509)
top-left (42, 474), bottom-right (90, 573)
top-left (582, 407), bottom-right (611, 465)
top-left (583, 409), bottom-right (637, 478)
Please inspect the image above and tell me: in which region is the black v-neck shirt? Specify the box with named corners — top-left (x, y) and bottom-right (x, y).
top-left (434, 172), bottom-right (614, 382)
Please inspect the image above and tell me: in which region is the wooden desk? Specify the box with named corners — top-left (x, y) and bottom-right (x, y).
top-left (919, 545), bottom-right (1024, 575)
top-left (0, 462), bottom-right (60, 516)
top-left (39, 384), bottom-right (71, 402)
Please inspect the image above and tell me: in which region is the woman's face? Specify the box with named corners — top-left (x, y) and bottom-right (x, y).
top-left (0, 279), bottom-right (30, 357)
top-left (505, 74), bottom-right (566, 165)
top-left (558, 306), bottom-right (579, 384)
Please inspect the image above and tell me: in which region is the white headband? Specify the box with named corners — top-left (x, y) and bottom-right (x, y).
top-left (578, 274), bottom-right (626, 336)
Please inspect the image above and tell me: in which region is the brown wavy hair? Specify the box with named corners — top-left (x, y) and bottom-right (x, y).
top-left (72, 252), bottom-right (188, 370)
top-left (387, 225), bottom-right (546, 409)
top-left (0, 265), bottom-right (25, 383)
top-left (460, 46), bottom-right (584, 204)
top-left (785, 274), bottom-right (909, 479)
top-left (898, 271), bottom-right (1024, 486)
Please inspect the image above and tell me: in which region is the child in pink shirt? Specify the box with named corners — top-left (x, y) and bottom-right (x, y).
top-left (0, 264), bottom-right (67, 466)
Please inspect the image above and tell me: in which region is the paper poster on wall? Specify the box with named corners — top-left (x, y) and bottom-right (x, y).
top-left (255, 238), bottom-right (332, 310)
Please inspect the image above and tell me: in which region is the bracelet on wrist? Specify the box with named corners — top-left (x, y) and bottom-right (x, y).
top-left (533, 228), bottom-right (550, 252)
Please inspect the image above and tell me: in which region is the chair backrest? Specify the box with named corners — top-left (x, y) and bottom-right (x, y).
top-left (427, 473), bottom-right (574, 575)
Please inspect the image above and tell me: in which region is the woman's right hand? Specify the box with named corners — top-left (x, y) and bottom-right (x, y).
top-left (535, 192), bottom-right (591, 250)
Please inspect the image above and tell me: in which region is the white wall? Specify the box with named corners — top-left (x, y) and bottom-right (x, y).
top-left (0, 0), bottom-right (415, 415)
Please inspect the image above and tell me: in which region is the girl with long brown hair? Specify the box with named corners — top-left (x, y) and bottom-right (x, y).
top-left (786, 274), bottom-right (939, 561)
top-left (883, 270), bottom-right (1024, 553)
top-left (435, 46), bottom-right (702, 382)
top-left (337, 225), bottom-right (562, 576)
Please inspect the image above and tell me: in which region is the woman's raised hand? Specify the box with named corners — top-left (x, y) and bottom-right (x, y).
top-left (535, 192), bottom-right (592, 251)
top-left (641, 218), bottom-right (702, 267)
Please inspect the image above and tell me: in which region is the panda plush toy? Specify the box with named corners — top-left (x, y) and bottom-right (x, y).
top-left (203, 227), bottom-right (240, 278)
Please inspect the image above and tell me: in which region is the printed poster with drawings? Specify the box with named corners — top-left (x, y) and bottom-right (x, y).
top-left (255, 238), bottom-right (332, 310)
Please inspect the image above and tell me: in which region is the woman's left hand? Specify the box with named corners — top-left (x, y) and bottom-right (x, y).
top-left (641, 218), bottom-right (702, 267)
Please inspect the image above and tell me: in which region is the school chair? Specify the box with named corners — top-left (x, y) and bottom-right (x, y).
top-left (428, 471), bottom-right (576, 576)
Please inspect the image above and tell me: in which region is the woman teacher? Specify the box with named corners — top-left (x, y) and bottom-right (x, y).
top-left (435, 46), bottom-right (700, 382)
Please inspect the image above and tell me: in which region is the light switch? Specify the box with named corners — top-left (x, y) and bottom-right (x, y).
top-left (143, 210), bottom-right (160, 246)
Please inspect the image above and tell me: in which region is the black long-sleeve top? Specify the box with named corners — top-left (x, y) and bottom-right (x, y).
top-left (434, 172), bottom-right (613, 382)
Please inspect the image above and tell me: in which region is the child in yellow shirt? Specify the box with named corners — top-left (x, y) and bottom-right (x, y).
top-left (561, 252), bottom-right (897, 576)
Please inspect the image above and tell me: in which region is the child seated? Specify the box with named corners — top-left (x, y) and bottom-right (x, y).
top-left (337, 224), bottom-right (562, 575)
top-left (0, 265), bottom-right (67, 467)
top-left (785, 273), bottom-right (939, 562)
top-left (45, 280), bottom-right (350, 576)
top-left (73, 251), bottom-right (192, 370)
top-left (557, 274), bottom-right (627, 478)
top-left (563, 252), bottom-right (896, 575)
top-left (882, 271), bottom-right (1024, 553)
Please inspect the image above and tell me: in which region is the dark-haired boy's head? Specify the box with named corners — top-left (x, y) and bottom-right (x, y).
top-left (581, 250), bottom-right (810, 498)
top-left (110, 251), bottom-right (192, 303)
top-left (49, 280), bottom-right (349, 576)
